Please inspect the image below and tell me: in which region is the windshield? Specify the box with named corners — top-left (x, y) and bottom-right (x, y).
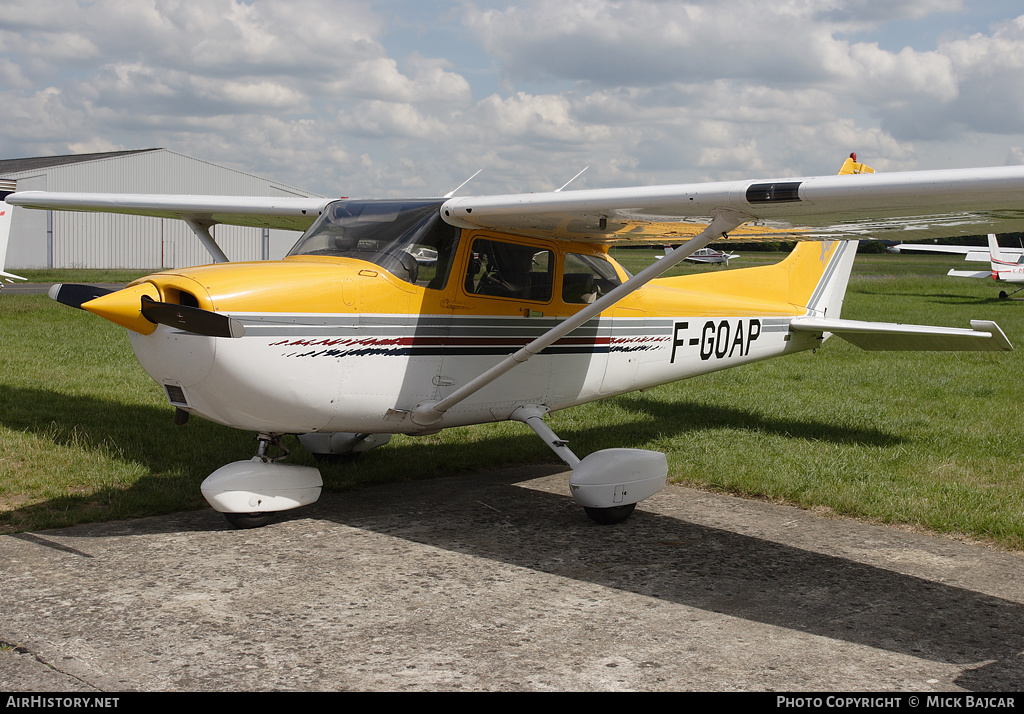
top-left (287, 199), bottom-right (459, 289)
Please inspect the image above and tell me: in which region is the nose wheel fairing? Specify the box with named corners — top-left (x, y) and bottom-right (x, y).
top-left (200, 457), bottom-right (323, 516)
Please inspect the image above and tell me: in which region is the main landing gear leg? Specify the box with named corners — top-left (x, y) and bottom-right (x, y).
top-left (512, 406), bottom-right (668, 525)
top-left (200, 432), bottom-right (323, 530)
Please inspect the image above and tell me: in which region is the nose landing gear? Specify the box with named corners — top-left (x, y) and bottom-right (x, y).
top-left (201, 433), bottom-right (323, 529)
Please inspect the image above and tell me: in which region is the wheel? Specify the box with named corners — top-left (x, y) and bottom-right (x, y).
top-left (310, 451), bottom-right (360, 465)
top-left (310, 451), bottom-right (335, 465)
top-left (223, 512), bottom-right (275, 529)
top-left (583, 503), bottom-right (637, 525)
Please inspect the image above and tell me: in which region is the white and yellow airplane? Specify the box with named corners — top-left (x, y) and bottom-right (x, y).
top-left (891, 234), bottom-right (1024, 299)
top-left (5, 156), bottom-right (1021, 528)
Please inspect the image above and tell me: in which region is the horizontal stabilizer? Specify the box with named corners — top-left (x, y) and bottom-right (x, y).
top-left (790, 317), bottom-right (1012, 351)
top-left (7, 192), bottom-right (332, 232)
top-left (948, 269), bottom-right (992, 279)
top-left (965, 251), bottom-right (993, 262)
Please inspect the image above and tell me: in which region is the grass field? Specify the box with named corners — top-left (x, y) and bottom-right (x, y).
top-left (2, 250), bottom-right (1022, 547)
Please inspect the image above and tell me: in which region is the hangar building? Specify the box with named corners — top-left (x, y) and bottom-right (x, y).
top-left (0, 149), bottom-right (323, 270)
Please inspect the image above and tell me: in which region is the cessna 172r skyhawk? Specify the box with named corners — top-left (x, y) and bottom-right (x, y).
top-left (5, 156), bottom-right (1020, 527)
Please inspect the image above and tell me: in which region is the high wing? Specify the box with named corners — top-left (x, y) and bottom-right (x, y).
top-left (890, 242), bottom-right (1024, 261)
top-left (439, 166), bottom-right (1024, 243)
top-left (890, 244), bottom-right (979, 255)
top-left (9, 165), bottom-right (1024, 247)
top-left (4, 192), bottom-right (332, 232)
top-left (4, 192), bottom-right (336, 263)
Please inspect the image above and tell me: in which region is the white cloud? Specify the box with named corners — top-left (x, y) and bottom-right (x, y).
top-left (328, 57), bottom-right (472, 104)
top-left (341, 100), bottom-right (451, 138)
top-left (1, 0), bottom-right (1023, 197)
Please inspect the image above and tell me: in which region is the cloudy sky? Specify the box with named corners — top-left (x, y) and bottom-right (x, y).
top-left (2, 0), bottom-right (1024, 198)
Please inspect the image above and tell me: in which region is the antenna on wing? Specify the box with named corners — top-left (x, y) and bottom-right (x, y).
top-left (444, 169), bottom-right (483, 199)
top-left (556, 166), bottom-right (589, 192)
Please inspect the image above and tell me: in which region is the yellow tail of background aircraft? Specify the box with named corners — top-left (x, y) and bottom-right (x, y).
top-left (5, 155), bottom-right (1018, 527)
top-left (837, 152), bottom-right (875, 175)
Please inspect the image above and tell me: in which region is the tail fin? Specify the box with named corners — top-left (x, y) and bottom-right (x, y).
top-left (0, 180), bottom-right (26, 284)
top-left (801, 240), bottom-right (859, 318)
top-left (948, 235), bottom-right (1016, 280)
top-left (838, 152), bottom-right (875, 175)
top-left (988, 233), bottom-right (1004, 271)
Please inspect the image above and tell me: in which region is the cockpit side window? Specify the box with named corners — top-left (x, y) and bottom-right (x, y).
top-left (465, 238), bottom-right (553, 302)
top-left (287, 200), bottom-right (459, 289)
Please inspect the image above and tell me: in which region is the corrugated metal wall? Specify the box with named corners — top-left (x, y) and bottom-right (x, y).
top-left (7, 149), bottom-right (320, 269)
top-left (50, 213), bottom-right (267, 269)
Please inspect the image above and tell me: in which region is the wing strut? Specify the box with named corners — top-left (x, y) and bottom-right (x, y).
top-left (409, 208), bottom-right (751, 427)
top-left (185, 219), bottom-right (229, 263)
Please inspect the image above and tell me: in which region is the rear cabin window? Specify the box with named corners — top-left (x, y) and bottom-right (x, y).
top-left (562, 253), bottom-right (622, 304)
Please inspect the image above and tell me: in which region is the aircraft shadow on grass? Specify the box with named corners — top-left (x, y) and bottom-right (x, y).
top-left (0, 383), bottom-right (902, 523)
top-left (2, 385), bottom-right (1017, 690)
top-left (853, 287), bottom-right (1009, 307)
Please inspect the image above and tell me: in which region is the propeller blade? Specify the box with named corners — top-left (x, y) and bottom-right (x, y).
top-left (140, 296), bottom-right (245, 338)
top-left (48, 283), bottom-right (115, 309)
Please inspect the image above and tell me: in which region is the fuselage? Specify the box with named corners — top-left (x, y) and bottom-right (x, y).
top-left (100, 200), bottom-right (836, 435)
top-left (993, 259), bottom-right (1024, 284)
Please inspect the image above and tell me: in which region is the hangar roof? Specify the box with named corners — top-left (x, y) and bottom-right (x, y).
top-left (0, 149), bottom-right (160, 175)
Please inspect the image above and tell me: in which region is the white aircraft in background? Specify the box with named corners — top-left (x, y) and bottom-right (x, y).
top-left (948, 235), bottom-right (1024, 299)
top-left (686, 246), bottom-right (740, 265)
top-left (887, 241), bottom-right (1024, 260)
top-left (0, 181), bottom-right (26, 286)
top-left (4, 156), bottom-right (1019, 528)
top-left (657, 245), bottom-right (740, 265)
top-left (890, 235), bottom-right (1024, 298)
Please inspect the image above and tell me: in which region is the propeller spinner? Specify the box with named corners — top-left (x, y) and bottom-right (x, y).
top-left (49, 282), bottom-right (244, 338)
